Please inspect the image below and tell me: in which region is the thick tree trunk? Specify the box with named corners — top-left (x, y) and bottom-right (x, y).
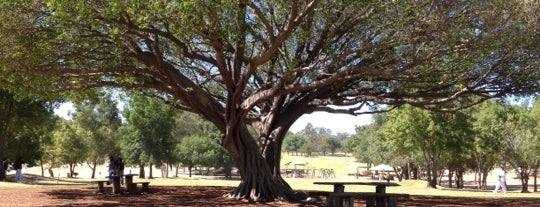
top-left (47, 159), bottom-right (56, 177)
top-left (0, 94), bottom-right (13, 181)
top-left (456, 168), bottom-right (464, 189)
top-left (428, 169), bottom-right (438, 188)
top-left (534, 167), bottom-right (537, 192)
top-left (520, 169), bottom-right (530, 193)
top-left (40, 159), bottom-right (45, 177)
top-left (0, 125), bottom-right (7, 181)
top-left (0, 151), bottom-right (5, 181)
top-left (91, 161), bottom-right (96, 179)
top-left (481, 170), bottom-right (489, 190)
top-left (404, 163), bottom-right (410, 180)
top-left (174, 163), bottom-right (179, 178)
top-left (224, 129), bottom-right (303, 202)
top-left (448, 169), bottom-right (454, 188)
top-left (412, 165), bottom-right (418, 179)
top-left (149, 163), bottom-right (153, 179)
top-left (68, 163), bottom-right (76, 177)
top-left (139, 164), bottom-right (145, 178)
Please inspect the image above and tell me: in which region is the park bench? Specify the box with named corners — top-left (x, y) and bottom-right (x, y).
top-left (93, 180), bottom-right (109, 194)
top-left (328, 192), bottom-right (410, 207)
top-left (130, 181), bottom-right (151, 194)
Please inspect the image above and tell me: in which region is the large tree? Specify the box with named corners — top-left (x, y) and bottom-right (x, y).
top-left (1, 0), bottom-right (540, 201)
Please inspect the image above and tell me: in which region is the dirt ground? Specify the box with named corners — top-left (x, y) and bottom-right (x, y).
top-left (0, 185), bottom-right (539, 207)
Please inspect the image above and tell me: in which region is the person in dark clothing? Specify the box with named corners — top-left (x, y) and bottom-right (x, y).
top-left (13, 157), bottom-right (24, 182)
top-left (108, 156), bottom-right (115, 185)
top-left (115, 158), bottom-right (125, 185)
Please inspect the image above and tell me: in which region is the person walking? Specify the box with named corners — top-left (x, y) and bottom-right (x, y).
top-left (493, 167), bottom-right (507, 193)
top-left (13, 157), bottom-right (24, 182)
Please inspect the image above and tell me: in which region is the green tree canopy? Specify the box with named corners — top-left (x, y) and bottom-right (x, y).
top-left (50, 119), bottom-right (90, 177)
top-left (72, 91), bottom-right (122, 178)
top-left (119, 93), bottom-right (176, 178)
top-left (0, 89), bottom-right (56, 180)
top-left (282, 133), bottom-right (306, 156)
top-left (381, 105), bottom-right (472, 188)
top-left (177, 135), bottom-right (221, 177)
top-left (470, 100), bottom-right (508, 189)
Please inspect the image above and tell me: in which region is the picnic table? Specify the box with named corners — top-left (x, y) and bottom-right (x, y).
top-left (313, 181), bottom-right (407, 207)
top-left (123, 173), bottom-right (139, 193)
top-left (100, 174), bottom-right (144, 194)
top-left (107, 175), bottom-right (123, 194)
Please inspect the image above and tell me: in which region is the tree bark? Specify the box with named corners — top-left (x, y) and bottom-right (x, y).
top-left (534, 167), bottom-right (537, 192)
top-left (40, 159), bottom-right (45, 177)
top-left (90, 160), bottom-right (97, 179)
top-left (481, 170), bottom-right (489, 190)
top-left (148, 163), bottom-right (154, 179)
top-left (48, 167), bottom-right (54, 178)
top-left (448, 169), bottom-right (454, 188)
top-left (223, 128), bottom-right (303, 202)
top-left (139, 164), bottom-right (145, 178)
top-left (0, 95), bottom-right (13, 181)
top-left (519, 168), bottom-right (530, 193)
top-left (458, 167), bottom-right (465, 188)
top-left (174, 163), bottom-right (179, 178)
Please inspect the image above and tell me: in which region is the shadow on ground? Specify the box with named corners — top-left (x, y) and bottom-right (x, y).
top-left (36, 185), bottom-right (540, 207)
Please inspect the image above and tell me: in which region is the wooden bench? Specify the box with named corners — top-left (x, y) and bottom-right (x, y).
top-left (328, 192), bottom-right (409, 207)
top-left (130, 181), bottom-right (150, 194)
top-left (93, 180), bottom-right (109, 194)
top-left (328, 192), bottom-right (356, 207)
top-left (357, 192), bottom-right (409, 207)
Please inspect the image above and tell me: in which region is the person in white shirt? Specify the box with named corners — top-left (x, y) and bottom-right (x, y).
top-left (493, 167), bottom-right (507, 193)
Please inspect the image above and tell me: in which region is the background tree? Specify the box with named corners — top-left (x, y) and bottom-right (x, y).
top-left (50, 119), bottom-right (90, 177)
top-left (352, 114), bottom-right (389, 164)
top-left (322, 136), bottom-right (342, 156)
top-left (170, 111), bottom-right (234, 177)
top-left (2, 0), bottom-right (540, 201)
top-left (282, 133), bottom-right (306, 156)
top-left (170, 111), bottom-right (212, 176)
top-left (501, 104), bottom-right (540, 192)
top-left (177, 135), bottom-right (219, 177)
top-left (382, 106), bottom-right (465, 188)
top-left (531, 98), bottom-right (540, 192)
top-left (72, 91), bottom-right (122, 178)
top-left (0, 89), bottom-right (56, 180)
top-left (470, 100), bottom-right (508, 189)
top-left (119, 93), bottom-right (176, 178)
